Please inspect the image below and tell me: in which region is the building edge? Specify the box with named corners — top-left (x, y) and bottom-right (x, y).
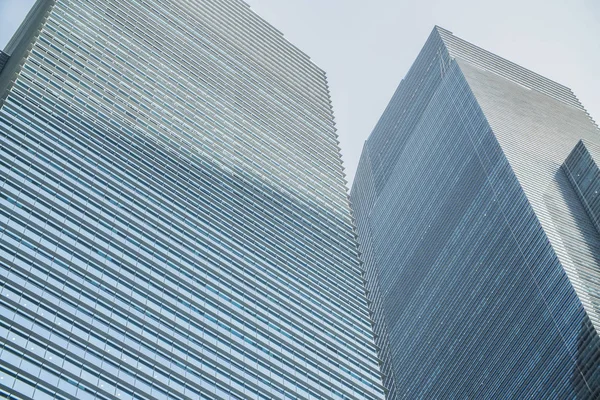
top-left (0, 0), bottom-right (55, 108)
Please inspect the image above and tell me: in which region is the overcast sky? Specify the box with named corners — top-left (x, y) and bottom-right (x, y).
top-left (1, 0), bottom-right (598, 185)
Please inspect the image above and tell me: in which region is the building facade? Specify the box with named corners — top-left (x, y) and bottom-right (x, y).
top-left (0, 1), bottom-right (385, 399)
top-left (351, 27), bottom-right (600, 399)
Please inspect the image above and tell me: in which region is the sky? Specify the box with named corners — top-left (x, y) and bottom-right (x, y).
top-left (0, 0), bottom-right (36, 48)
top-left (1, 0), bottom-right (599, 185)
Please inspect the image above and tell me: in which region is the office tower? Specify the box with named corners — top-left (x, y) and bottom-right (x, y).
top-left (351, 26), bottom-right (600, 399)
top-left (0, 1), bottom-right (385, 399)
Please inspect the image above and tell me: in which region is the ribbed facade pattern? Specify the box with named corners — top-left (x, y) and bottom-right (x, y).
top-left (0, 0), bottom-right (385, 399)
top-left (561, 140), bottom-right (600, 332)
top-left (351, 27), bottom-right (600, 398)
top-left (435, 27), bottom-right (585, 112)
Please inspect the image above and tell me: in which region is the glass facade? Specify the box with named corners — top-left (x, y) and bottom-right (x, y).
top-left (563, 140), bottom-right (600, 236)
top-left (0, 0), bottom-right (385, 399)
top-left (351, 27), bottom-right (600, 399)
top-left (0, 52), bottom-right (9, 75)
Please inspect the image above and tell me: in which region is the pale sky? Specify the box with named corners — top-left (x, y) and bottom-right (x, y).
top-left (1, 0), bottom-right (599, 184)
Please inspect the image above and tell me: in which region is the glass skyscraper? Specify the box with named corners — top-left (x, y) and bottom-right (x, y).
top-left (351, 26), bottom-right (600, 399)
top-left (0, 1), bottom-right (385, 399)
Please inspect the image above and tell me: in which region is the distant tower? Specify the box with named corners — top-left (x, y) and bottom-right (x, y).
top-left (0, 1), bottom-right (385, 399)
top-left (352, 26), bottom-right (600, 399)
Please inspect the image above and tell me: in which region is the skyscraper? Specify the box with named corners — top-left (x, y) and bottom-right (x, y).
top-left (0, 1), bottom-right (385, 399)
top-left (351, 26), bottom-right (600, 399)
